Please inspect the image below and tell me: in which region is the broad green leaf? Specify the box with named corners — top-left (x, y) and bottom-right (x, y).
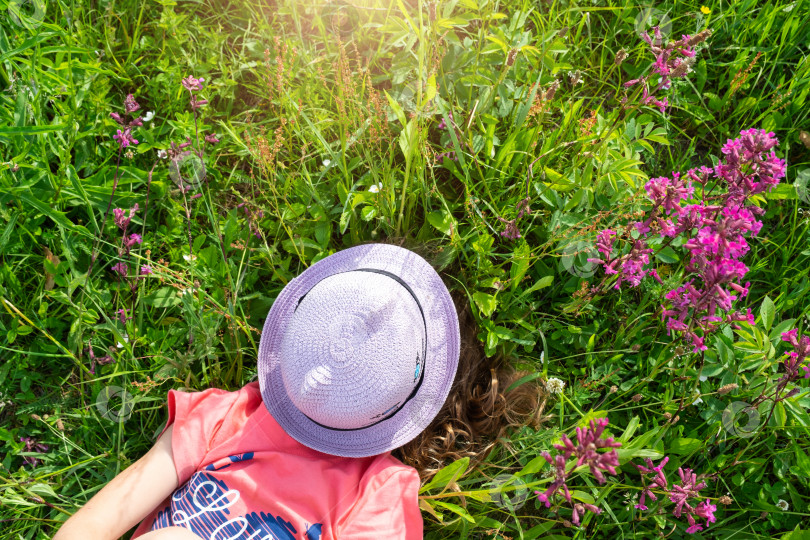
top-left (420, 457), bottom-right (469, 493)
top-left (472, 291), bottom-right (497, 317)
top-left (620, 416), bottom-right (640, 443)
top-left (0, 124), bottom-right (67, 135)
top-left (669, 437), bottom-right (702, 455)
top-left (510, 243), bottom-right (531, 291)
top-left (792, 444), bottom-right (810, 476)
top-left (518, 275), bottom-right (554, 299)
top-left (384, 90), bottom-right (407, 127)
top-left (426, 209), bottom-right (455, 236)
top-left (517, 454), bottom-right (548, 477)
top-left (432, 501), bottom-right (475, 523)
top-left (760, 296), bottom-right (775, 333)
top-left (142, 287), bottom-right (183, 308)
top-left (616, 448), bottom-right (664, 460)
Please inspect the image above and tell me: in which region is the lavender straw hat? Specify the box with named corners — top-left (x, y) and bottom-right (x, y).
top-left (258, 243), bottom-right (461, 457)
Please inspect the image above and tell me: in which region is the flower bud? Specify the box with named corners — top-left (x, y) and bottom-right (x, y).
top-left (800, 131), bottom-right (810, 149)
top-left (506, 48), bottom-right (519, 67)
top-left (717, 383), bottom-right (738, 395)
top-left (544, 81), bottom-right (559, 101)
top-left (686, 28), bottom-right (712, 47)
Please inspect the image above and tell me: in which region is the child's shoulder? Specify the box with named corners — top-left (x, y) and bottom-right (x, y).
top-left (177, 382), bottom-right (418, 474)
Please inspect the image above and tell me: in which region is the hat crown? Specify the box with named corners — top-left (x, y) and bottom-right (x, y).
top-left (279, 271), bottom-right (426, 430)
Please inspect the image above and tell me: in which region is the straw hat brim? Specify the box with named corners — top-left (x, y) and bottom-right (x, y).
top-left (258, 243), bottom-right (460, 457)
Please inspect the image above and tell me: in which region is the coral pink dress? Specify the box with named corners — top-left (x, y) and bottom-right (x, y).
top-left (130, 382), bottom-right (422, 540)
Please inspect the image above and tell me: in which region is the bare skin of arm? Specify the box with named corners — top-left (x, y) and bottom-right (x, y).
top-left (53, 425), bottom-right (199, 540)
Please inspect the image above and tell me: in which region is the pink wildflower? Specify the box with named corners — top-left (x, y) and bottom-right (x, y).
top-left (182, 76), bottom-right (206, 92)
top-left (111, 262), bottom-right (128, 276)
top-left (113, 128), bottom-right (139, 149)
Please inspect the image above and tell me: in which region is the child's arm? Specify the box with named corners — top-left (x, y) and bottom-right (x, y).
top-left (53, 425), bottom-right (182, 540)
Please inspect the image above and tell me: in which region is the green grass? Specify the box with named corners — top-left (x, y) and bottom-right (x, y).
top-left (1, 0), bottom-right (810, 538)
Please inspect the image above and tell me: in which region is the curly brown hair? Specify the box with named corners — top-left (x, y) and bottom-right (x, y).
top-left (383, 240), bottom-right (548, 483)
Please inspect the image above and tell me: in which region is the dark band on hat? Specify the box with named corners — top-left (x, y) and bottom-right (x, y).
top-left (293, 267), bottom-right (428, 432)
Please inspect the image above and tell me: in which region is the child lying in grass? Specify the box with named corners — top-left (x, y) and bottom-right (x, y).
top-left (54, 243), bottom-right (543, 540)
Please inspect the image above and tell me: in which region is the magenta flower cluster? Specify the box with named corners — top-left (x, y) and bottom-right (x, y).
top-left (635, 457), bottom-right (717, 534)
top-left (236, 203), bottom-right (265, 239)
top-left (110, 203), bottom-right (153, 284)
top-left (111, 94), bottom-right (142, 149)
top-left (435, 111), bottom-right (459, 162)
top-left (85, 341), bottom-right (114, 376)
top-left (781, 329), bottom-right (810, 380)
top-left (112, 203), bottom-right (143, 266)
top-left (182, 75), bottom-right (209, 111)
top-left (624, 27), bottom-right (709, 113)
top-left (20, 436), bottom-right (49, 467)
top-left (498, 197), bottom-right (531, 240)
top-left (534, 418), bottom-right (622, 526)
top-left (589, 129), bottom-right (786, 352)
top-left (164, 76), bottom-right (220, 196)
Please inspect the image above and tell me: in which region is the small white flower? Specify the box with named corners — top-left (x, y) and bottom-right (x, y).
top-left (369, 183), bottom-right (383, 193)
top-left (776, 499), bottom-right (789, 511)
top-left (699, 375), bottom-right (708, 382)
top-left (143, 111), bottom-right (155, 122)
top-left (539, 351), bottom-right (545, 364)
top-left (157, 149), bottom-right (167, 159)
top-left (183, 254), bottom-right (197, 262)
top-left (545, 377), bottom-right (565, 395)
top-left (692, 395), bottom-right (703, 406)
top-left (322, 159), bottom-right (331, 167)
top-left (116, 334), bottom-right (129, 349)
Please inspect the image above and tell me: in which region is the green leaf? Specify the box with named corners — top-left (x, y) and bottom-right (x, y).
top-left (16, 192), bottom-right (88, 236)
top-left (780, 528), bottom-right (810, 540)
top-left (510, 243), bottom-right (531, 291)
top-left (615, 447), bottom-right (664, 461)
top-left (384, 90), bottom-right (407, 127)
top-left (360, 206), bottom-right (376, 221)
top-left (472, 291), bottom-right (497, 317)
top-left (27, 483), bottom-right (58, 499)
top-left (518, 275), bottom-right (554, 299)
top-left (620, 416), bottom-right (640, 443)
top-left (524, 523), bottom-right (555, 540)
top-left (432, 501), bottom-right (475, 523)
top-left (655, 246), bottom-right (680, 264)
top-left (142, 287), bottom-right (182, 308)
top-left (769, 318), bottom-right (796, 342)
top-left (0, 124), bottom-right (67, 136)
top-left (420, 457), bottom-right (469, 494)
top-left (424, 74), bottom-right (437, 103)
top-left (792, 444), bottom-right (810, 476)
top-left (669, 437), bottom-right (702, 455)
top-left (517, 454), bottom-right (549, 477)
top-left (766, 183), bottom-right (798, 200)
top-left (760, 296), bottom-right (775, 333)
top-left (281, 203), bottom-right (307, 220)
top-left (569, 490), bottom-right (595, 504)
top-left (426, 209), bottom-right (455, 236)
